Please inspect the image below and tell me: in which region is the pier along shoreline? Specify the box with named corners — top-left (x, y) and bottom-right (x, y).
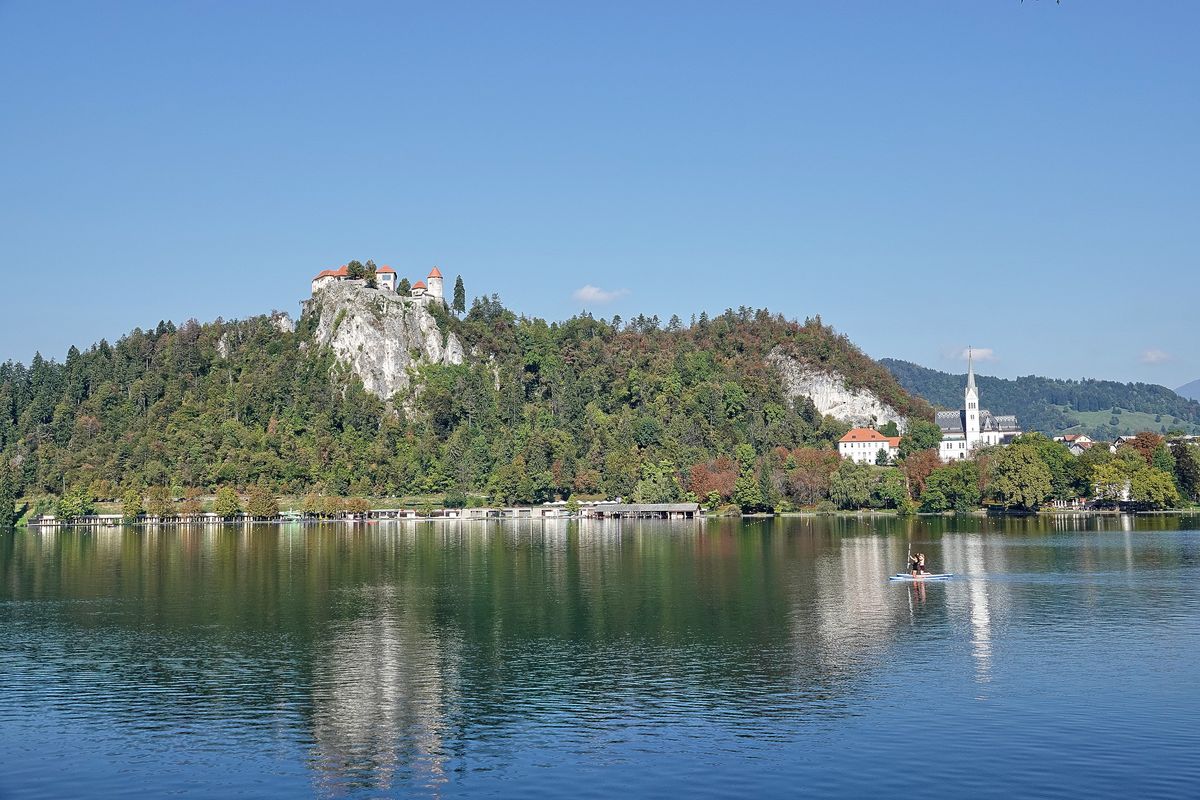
top-left (24, 502), bottom-right (703, 529)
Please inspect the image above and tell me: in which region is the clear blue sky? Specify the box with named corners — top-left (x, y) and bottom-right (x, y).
top-left (2, 1), bottom-right (1196, 386)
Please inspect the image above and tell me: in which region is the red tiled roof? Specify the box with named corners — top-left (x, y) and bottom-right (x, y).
top-left (413, 279), bottom-right (427, 289)
top-left (886, 436), bottom-right (902, 448)
top-left (376, 265), bottom-right (396, 274)
top-left (312, 265), bottom-right (351, 281)
top-left (428, 266), bottom-right (443, 279)
top-left (839, 428), bottom-right (890, 444)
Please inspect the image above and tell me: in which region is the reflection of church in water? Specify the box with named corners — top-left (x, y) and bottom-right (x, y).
top-left (309, 586), bottom-right (460, 795)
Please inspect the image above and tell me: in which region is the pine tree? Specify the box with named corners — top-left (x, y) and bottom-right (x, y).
top-left (0, 465), bottom-right (15, 528)
top-left (397, 277), bottom-right (411, 296)
top-left (452, 276), bottom-right (466, 314)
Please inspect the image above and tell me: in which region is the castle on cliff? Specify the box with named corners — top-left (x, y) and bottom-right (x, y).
top-left (311, 264), bottom-right (445, 304)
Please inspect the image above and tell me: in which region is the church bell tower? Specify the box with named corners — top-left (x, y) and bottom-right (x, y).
top-left (964, 347), bottom-right (980, 449)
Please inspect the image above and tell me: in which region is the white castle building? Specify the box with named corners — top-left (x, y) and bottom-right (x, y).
top-left (311, 264), bottom-right (444, 305)
top-left (936, 349), bottom-right (1022, 461)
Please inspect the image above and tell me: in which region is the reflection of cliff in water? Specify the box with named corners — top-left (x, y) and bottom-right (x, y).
top-left (309, 584), bottom-right (461, 796)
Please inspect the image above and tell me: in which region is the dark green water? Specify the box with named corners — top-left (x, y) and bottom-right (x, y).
top-left (2, 516), bottom-right (1198, 798)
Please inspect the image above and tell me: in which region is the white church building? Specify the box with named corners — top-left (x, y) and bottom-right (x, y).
top-left (936, 350), bottom-right (1022, 461)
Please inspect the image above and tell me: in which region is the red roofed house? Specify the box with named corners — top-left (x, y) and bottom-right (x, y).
top-left (838, 428), bottom-right (901, 464)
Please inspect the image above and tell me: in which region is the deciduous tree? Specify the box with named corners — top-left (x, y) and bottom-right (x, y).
top-left (56, 486), bottom-right (95, 520)
top-left (145, 486), bottom-right (174, 517)
top-left (246, 483), bottom-right (278, 518)
top-left (920, 460), bottom-right (981, 512)
top-left (988, 445), bottom-right (1052, 510)
top-left (214, 486), bottom-right (241, 518)
top-left (899, 419), bottom-right (943, 459)
top-left (180, 488), bottom-right (203, 517)
top-left (1129, 467), bottom-right (1179, 509)
top-left (829, 459), bottom-right (872, 509)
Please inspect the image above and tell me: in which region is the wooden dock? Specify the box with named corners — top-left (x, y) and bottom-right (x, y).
top-left (26, 502), bottom-right (703, 528)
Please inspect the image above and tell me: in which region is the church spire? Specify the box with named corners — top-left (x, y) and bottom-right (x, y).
top-left (966, 347), bottom-right (977, 394)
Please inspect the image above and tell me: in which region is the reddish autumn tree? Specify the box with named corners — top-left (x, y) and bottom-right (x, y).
top-left (573, 468), bottom-right (601, 494)
top-left (786, 448), bottom-right (841, 505)
top-left (903, 449), bottom-right (943, 498)
top-left (1126, 432), bottom-right (1164, 464)
top-left (687, 456), bottom-right (739, 501)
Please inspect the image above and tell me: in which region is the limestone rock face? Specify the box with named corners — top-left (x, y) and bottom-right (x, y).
top-left (767, 346), bottom-right (907, 431)
top-left (307, 282), bottom-right (464, 401)
top-left (271, 312), bottom-right (296, 335)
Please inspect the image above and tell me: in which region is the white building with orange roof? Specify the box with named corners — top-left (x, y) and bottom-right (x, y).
top-left (426, 266), bottom-right (444, 301)
top-left (407, 267), bottom-right (446, 305)
top-left (374, 264), bottom-right (397, 292)
top-left (311, 264), bottom-right (350, 293)
top-left (838, 428), bottom-right (901, 464)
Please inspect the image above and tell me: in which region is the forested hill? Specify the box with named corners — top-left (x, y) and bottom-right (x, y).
top-left (882, 358), bottom-right (1200, 438)
top-left (0, 299), bottom-right (929, 505)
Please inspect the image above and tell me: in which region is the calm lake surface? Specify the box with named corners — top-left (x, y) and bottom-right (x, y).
top-left (2, 516), bottom-right (1198, 799)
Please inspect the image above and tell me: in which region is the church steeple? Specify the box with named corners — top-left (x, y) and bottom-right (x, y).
top-left (964, 346), bottom-right (980, 446)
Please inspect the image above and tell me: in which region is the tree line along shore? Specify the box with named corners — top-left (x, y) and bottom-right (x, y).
top-left (5, 429), bottom-right (1197, 528)
top-left (0, 293), bottom-right (1196, 530)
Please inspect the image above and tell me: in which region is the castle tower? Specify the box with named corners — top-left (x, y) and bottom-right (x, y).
top-left (964, 347), bottom-right (980, 449)
top-left (427, 267), bottom-right (444, 302)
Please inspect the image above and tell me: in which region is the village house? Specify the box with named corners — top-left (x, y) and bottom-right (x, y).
top-left (838, 428), bottom-right (902, 464)
top-left (936, 349), bottom-right (1022, 461)
top-left (1054, 434), bottom-right (1096, 457)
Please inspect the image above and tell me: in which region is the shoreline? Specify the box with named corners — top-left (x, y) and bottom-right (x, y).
top-left (16, 505), bottom-right (1199, 531)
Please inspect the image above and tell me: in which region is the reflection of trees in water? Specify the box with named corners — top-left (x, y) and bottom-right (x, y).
top-left (5, 514), bottom-right (1198, 794)
top-left (309, 584), bottom-right (461, 796)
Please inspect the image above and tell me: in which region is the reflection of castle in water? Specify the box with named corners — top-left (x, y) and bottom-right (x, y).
top-left (309, 585), bottom-right (461, 796)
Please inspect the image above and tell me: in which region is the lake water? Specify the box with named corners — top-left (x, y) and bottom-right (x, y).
top-left (2, 515), bottom-right (1198, 799)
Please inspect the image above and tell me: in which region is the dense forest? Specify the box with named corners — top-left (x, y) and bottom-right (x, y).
top-left (0, 298), bottom-right (929, 515)
top-left (882, 359), bottom-right (1200, 437)
top-left (2, 291), bottom-right (1196, 523)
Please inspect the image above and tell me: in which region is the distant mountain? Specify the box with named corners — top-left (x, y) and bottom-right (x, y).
top-left (881, 359), bottom-right (1200, 438)
top-left (1177, 379), bottom-right (1200, 402)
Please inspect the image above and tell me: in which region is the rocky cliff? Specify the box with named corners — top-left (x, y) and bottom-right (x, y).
top-left (306, 282), bottom-right (464, 401)
top-left (767, 346), bottom-right (908, 431)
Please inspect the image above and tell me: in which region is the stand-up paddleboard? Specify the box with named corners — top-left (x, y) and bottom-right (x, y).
top-left (889, 573), bottom-right (953, 582)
